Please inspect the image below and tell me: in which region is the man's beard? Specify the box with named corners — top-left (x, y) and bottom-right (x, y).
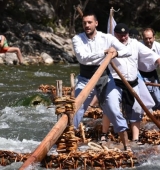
top-left (148, 43), bottom-right (152, 49)
top-left (123, 41), bottom-right (128, 45)
top-left (146, 42), bottom-right (152, 49)
top-left (85, 29), bottom-right (95, 36)
top-left (119, 39), bottom-right (128, 45)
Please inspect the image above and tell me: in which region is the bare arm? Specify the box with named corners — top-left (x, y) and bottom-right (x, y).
top-left (0, 35), bottom-right (6, 48)
top-left (155, 58), bottom-right (160, 66)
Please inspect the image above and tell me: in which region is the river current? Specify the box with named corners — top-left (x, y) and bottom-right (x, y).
top-left (0, 64), bottom-right (160, 170)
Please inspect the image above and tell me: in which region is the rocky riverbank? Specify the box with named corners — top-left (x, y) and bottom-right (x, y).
top-left (0, 22), bottom-right (77, 65)
top-left (0, 0), bottom-right (78, 66)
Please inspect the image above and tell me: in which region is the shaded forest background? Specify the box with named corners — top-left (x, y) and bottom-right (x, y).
top-left (0, 0), bottom-right (160, 64)
top-left (0, 0), bottom-right (160, 35)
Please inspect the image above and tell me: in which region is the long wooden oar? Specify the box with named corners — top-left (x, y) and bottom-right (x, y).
top-left (19, 114), bottom-right (68, 170)
top-left (75, 53), bottom-right (113, 112)
top-left (145, 82), bottom-right (160, 87)
top-left (110, 61), bottom-right (160, 129)
top-left (19, 53), bottom-right (113, 170)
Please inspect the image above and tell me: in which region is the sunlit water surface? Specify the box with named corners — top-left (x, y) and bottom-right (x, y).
top-left (0, 64), bottom-right (160, 170)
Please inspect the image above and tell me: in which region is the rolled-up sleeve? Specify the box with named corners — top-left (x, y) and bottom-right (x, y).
top-left (138, 42), bottom-right (160, 72)
top-left (72, 32), bottom-right (131, 65)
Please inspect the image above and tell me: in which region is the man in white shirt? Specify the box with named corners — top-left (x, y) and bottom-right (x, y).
top-left (102, 23), bottom-right (160, 145)
top-left (72, 11), bottom-right (131, 150)
top-left (140, 28), bottom-right (160, 110)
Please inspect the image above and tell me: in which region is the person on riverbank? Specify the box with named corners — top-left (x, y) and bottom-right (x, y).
top-left (72, 11), bottom-right (132, 150)
top-left (139, 28), bottom-right (160, 110)
top-left (101, 23), bottom-right (160, 144)
top-left (0, 35), bottom-right (23, 64)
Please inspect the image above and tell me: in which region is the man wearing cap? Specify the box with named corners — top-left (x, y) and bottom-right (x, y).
top-left (139, 28), bottom-right (160, 110)
top-left (102, 23), bottom-right (160, 145)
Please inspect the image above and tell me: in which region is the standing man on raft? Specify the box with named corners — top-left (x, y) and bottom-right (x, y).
top-left (72, 11), bottom-right (132, 151)
top-left (139, 28), bottom-right (160, 110)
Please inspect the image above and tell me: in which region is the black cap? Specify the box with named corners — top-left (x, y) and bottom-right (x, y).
top-left (114, 23), bottom-right (129, 34)
top-left (129, 28), bottom-right (140, 36)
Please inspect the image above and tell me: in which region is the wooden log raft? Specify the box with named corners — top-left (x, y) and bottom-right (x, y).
top-left (19, 53), bottom-right (113, 169)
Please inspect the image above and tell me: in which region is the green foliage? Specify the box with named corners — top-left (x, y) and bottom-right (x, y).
top-left (5, 4), bottom-right (32, 23)
top-left (155, 32), bottom-right (160, 41)
top-left (2, 0), bottom-right (160, 34)
top-left (43, 18), bottom-right (57, 31)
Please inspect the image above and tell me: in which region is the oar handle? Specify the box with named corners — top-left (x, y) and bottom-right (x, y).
top-left (110, 61), bottom-right (160, 129)
top-left (75, 53), bottom-right (113, 113)
top-left (145, 82), bottom-right (160, 87)
top-left (19, 114), bottom-right (68, 170)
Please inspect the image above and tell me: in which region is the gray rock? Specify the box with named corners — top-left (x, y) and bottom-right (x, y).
top-left (41, 52), bottom-right (54, 65)
top-left (4, 53), bottom-right (18, 65)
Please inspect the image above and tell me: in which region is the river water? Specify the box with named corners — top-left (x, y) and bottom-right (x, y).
top-left (0, 64), bottom-right (160, 170)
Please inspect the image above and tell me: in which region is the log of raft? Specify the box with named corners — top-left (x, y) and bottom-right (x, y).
top-left (0, 149), bottom-right (139, 169)
top-left (1, 125), bottom-right (160, 169)
top-left (19, 114), bottom-right (68, 170)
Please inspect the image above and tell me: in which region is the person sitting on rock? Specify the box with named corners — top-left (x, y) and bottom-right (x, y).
top-left (0, 35), bottom-right (23, 64)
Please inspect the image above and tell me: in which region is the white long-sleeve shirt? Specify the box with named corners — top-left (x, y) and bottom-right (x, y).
top-left (72, 31), bottom-right (131, 65)
top-left (138, 41), bottom-right (160, 72)
top-left (151, 41), bottom-right (160, 55)
top-left (109, 38), bottom-right (160, 81)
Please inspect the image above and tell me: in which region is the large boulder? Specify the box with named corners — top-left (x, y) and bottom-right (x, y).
top-left (4, 53), bottom-right (18, 65)
top-left (19, 0), bottom-right (55, 23)
top-left (41, 52), bottom-right (54, 65)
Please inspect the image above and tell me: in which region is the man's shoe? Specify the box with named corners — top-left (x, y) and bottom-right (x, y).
top-left (99, 133), bottom-right (108, 144)
top-left (133, 139), bottom-right (143, 145)
top-left (124, 146), bottom-right (132, 152)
